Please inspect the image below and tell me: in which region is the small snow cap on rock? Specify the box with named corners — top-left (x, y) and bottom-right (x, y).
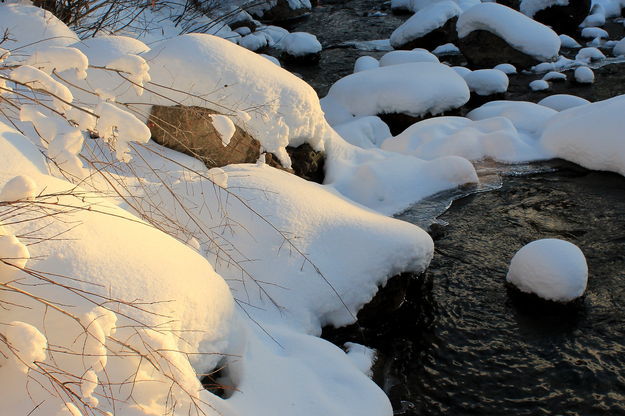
top-left (574, 66), bottom-right (594, 84)
top-left (529, 79), bottom-right (550, 91)
top-left (494, 63), bottom-right (517, 74)
top-left (0, 175), bottom-right (37, 201)
top-left (463, 69), bottom-right (509, 95)
top-left (507, 239), bottom-right (588, 302)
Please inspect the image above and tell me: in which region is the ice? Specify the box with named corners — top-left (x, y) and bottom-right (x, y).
top-left (507, 239), bottom-right (587, 302)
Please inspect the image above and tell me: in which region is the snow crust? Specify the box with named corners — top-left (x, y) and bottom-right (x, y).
top-left (507, 239), bottom-right (587, 302)
top-left (456, 3), bottom-right (561, 61)
top-left (389, 1), bottom-right (462, 48)
top-left (325, 62), bottom-right (470, 118)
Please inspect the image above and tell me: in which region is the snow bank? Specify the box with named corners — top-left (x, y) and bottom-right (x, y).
top-left (507, 239), bottom-right (587, 302)
top-left (325, 62), bottom-right (470, 118)
top-left (541, 95), bottom-right (625, 175)
top-left (457, 3), bottom-right (561, 61)
top-left (389, 1), bottom-right (462, 49)
top-left (380, 115), bottom-right (551, 162)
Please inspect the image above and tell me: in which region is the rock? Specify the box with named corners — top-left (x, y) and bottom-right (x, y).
top-left (458, 30), bottom-right (544, 69)
top-left (251, 0), bottom-right (312, 24)
top-left (148, 105), bottom-right (325, 183)
top-left (395, 16), bottom-right (458, 50)
top-left (279, 32), bottom-right (322, 65)
top-left (525, 0), bottom-right (591, 36)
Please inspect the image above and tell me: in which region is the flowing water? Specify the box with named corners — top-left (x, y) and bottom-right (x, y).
top-left (287, 1), bottom-right (625, 414)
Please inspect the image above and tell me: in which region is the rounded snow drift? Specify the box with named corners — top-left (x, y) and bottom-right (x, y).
top-left (506, 239), bottom-right (588, 302)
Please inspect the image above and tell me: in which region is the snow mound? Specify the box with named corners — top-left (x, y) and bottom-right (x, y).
top-left (433, 43), bottom-right (461, 54)
top-left (494, 63), bottom-right (517, 74)
top-left (540, 95), bottom-right (625, 176)
top-left (507, 239), bottom-right (587, 302)
top-left (210, 114), bottom-right (236, 146)
top-left (574, 66), bottom-right (595, 83)
top-left (389, 1), bottom-right (462, 49)
top-left (325, 62), bottom-right (470, 119)
top-left (537, 94), bottom-right (590, 111)
top-left (457, 3), bottom-right (561, 61)
top-left (281, 32), bottom-right (322, 56)
top-left (581, 27), bottom-right (608, 39)
top-left (463, 69), bottom-right (509, 95)
top-left (354, 56), bottom-right (380, 73)
top-left (613, 37), bottom-right (625, 56)
top-left (379, 49), bottom-right (440, 66)
top-left (542, 71), bottom-right (566, 81)
top-left (381, 115), bottom-right (550, 162)
top-left (333, 116), bottom-right (392, 148)
top-left (559, 34), bottom-right (581, 48)
top-left (575, 47), bottom-right (606, 63)
top-left (0, 175), bottom-right (38, 201)
top-left (0, 4), bottom-right (79, 56)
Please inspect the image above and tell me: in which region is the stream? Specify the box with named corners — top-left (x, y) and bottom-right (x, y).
top-left (285, 1), bottom-right (625, 415)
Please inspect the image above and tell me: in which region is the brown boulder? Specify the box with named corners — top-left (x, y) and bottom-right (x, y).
top-left (458, 30), bottom-right (544, 70)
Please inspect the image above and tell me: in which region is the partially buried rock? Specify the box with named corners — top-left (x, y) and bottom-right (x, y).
top-left (250, 0), bottom-right (312, 24)
top-left (506, 239), bottom-right (588, 303)
top-left (279, 32), bottom-right (322, 65)
top-left (521, 0), bottom-right (591, 36)
top-left (457, 3), bottom-right (560, 69)
top-left (390, 1), bottom-right (462, 50)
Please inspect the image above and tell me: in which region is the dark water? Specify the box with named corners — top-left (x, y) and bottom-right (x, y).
top-left (324, 161), bottom-right (625, 415)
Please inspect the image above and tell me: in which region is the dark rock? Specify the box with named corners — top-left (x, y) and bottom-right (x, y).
top-left (465, 92), bottom-right (507, 112)
top-left (281, 50), bottom-right (322, 65)
top-left (148, 105), bottom-right (261, 168)
top-left (392, 16), bottom-right (459, 51)
top-left (148, 105), bottom-right (325, 183)
top-left (458, 29), bottom-right (545, 70)
top-left (251, 0), bottom-right (312, 24)
top-left (531, 0), bottom-right (591, 36)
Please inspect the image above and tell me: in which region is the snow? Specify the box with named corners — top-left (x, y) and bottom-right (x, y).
top-left (520, 0), bottom-right (569, 17)
top-left (344, 342), bottom-right (377, 377)
top-left (0, 175), bottom-right (38, 201)
top-left (463, 69), bottom-right (509, 95)
top-left (104, 53), bottom-right (151, 96)
top-left (575, 47), bottom-right (606, 63)
top-left (613, 37), bottom-right (625, 56)
top-left (380, 115), bottom-right (551, 162)
top-left (537, 94), bottom-right (590, 111)
top-left (540, 95), bottom-right (625, 176)
top-left (559, 34), bottom-right (581, 48)
top-left (529, 79), bottom-right (550, 91)
top-left (581, 6), bottom-right (607, 27)
top-left (332, 116), bottom-right (392, 148)
top-left (494, 63), bottom-right (517, 74)
top-left (10, 65), bottom-right (74, 113)
top-left (281, 32), bottom-right (322, 56)
top-left (354, 55), bottom-right (380, 73)
top-left (581, 27), bottom-right (609, 39)
top-left (574, 66), bottom-right (595, 83)
top-left (0, 4), bottom-right (79, 56)
top-left (506, 239), bottom-right (587, 302)
top-left (0, 234), bottom-right (30, 278)
top-left (210, 114), bottom-right (237, 147)
top-left (379, 49), bottom-right (440, 66)
top-left (25, 46), bottom-right (89, 80)
top-left (239, 33), bottom-right (268, 51)
top-left (94, 101), bottom-right (151, 161)
top-left (467, 100), bottom-right (557, 137)
top-left (325, 62), bottom-right (470, 119)
top-left (392, 0), bottom-right (480, 12)
top-left (542, 71), bottom-right (567, 81)
top-left (389, 1), bottom-right (462, 49)
top-left (456, 3), bottom-right (561, 62)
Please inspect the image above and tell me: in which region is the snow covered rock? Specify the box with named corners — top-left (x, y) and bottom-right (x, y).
top-left (559, 34), bottom-right (581, 49)
top-left (542, 71), bottom-right (567, 82)
top-left (280, 32), bottom-right (322, 65)
top-left (574, 66), bottom-right (595, 84)
top-left (389, 1), bottom-right (462, 50)
top-left (354, 56), bottom-right (380, 73)
top-left (457, 3), bottom-right (561, 69)
top-left (325, 62), bottom-right (470, 134)
top-left (467, 100), bottom-right (557, 137)
top-left (613, 37), bottom-right (625, 56)
top-left (333, 116), bottom-right (392, 148)
top-left (540, 95), bottom-right (625, 175)
top-left (537, 94), bottom-right (590, 111)
top-left (507, 239), bottom-right (588, 302)
top-left (530, 79), bottom-right (550, 91)
top-left (0, 175), bottom-right (38, 201)
top-left (575, 47), bottom-right (605, 63)
top-left (494, 63), bottom-right (517, 74)
top-left (463, 69), bottom-right (510, 96)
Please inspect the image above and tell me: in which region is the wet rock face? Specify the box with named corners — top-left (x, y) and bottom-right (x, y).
top-left (252, 0), bottom-right (312, 24)
top-left (148, 105), bottom-right (261, 167)
top-left (531, 0), bottom-right (591, 36)
top-left (392, 16), bottom-right (459, 51)
top-left (148, 105), bottom-right (325, 183)
top-left (458, 30), bottom-right (545, 70)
